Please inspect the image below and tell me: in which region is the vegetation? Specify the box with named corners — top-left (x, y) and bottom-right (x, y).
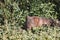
top-left (0, 0), bottom-right (60, 40)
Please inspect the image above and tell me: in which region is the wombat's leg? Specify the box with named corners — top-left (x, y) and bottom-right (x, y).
top-left (27, 26), bottom-right (32, 30)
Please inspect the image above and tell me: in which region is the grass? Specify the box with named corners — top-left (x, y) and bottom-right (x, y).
top-left (0, 25), bottom-right (60, 40)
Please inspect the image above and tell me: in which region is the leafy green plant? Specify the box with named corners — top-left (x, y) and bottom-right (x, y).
top-left (0, 0), bottom-right (60, 40)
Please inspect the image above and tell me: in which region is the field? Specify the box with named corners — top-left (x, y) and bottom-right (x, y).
top-left (0, 25), bottom-right (60, 40)
top-left (0, 0), bottom-right (60, 40)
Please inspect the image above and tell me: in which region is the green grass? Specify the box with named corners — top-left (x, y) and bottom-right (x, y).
top-left (0, 25), bottom-right (60, 40)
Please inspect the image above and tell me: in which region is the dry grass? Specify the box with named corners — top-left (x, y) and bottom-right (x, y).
top-left (0, 25), bottom-right (60, 40)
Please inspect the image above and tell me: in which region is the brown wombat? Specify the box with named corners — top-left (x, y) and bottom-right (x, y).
top-left (26, 16), bottom-right (55, 29)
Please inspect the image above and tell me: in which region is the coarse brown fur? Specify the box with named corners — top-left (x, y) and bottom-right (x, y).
top-left (26, 16), bottom-right (60, 30)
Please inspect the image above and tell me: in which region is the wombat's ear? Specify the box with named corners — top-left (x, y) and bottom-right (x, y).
top-left (27, 16), bottom-right (30, 18)
top-left (27, 16), bottom-right (32, 18)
